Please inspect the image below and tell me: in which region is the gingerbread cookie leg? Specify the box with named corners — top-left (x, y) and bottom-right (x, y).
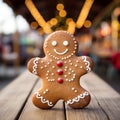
top-left (65, 89), bottom-right (91, 109)
top-left (32, 89), bottom-right (58, 109)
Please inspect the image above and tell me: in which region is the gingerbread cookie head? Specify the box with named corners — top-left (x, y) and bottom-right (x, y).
top-left (27, 30), bottom-right (94, 109)
top-left (44, 31), bottom-right (78, 60)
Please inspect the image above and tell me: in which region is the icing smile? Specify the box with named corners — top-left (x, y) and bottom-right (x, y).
top-left (54, 49), bottom-right (68, 55)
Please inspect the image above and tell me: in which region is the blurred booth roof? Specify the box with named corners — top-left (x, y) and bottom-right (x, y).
top-left (3, 0), bottom-right (120, 33)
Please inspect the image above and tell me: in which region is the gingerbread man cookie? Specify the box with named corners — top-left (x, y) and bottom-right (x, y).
top-left (27, 30), bottom-right (94, 109)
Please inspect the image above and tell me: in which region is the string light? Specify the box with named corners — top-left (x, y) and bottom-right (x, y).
top-left (37, 27), bottom-right (44, 35)
top-left (59, 10), bottom-right (67, 17)
top-left (67, 21), bottom-right (75, 34)
top-left (76, 0), bottom-right (94, 28)
top-left (25, 0), bottom-right (94, 34)
top-left (25, 0), bottom-right (52, 34)
top-left (84, 20), bottom-right (92, 28)
top-left (30, 21), bottom-right (38, 29)
top-left (56, 3), bottom-right (64, 11)
top-left (50, 18), bottom-right (58, 26)
top-left (66, 18), bottom-right (73, 25)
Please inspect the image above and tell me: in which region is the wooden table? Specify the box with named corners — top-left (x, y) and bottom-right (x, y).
top-left (0, 70), bottom-right (120, 120)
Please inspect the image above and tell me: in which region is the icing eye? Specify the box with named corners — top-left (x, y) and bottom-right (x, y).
top-left (52, 41), bottom-right (57, 46)
top-left (63, 41), bottom-right (69, 46)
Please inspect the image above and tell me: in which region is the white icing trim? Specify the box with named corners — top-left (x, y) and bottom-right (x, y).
top-left (32, 57), bottom-right (40, 75)
top-left (35, 92), bottom-right (53, 107)
top-left (53, 49), bottom-right (68, 55)
top-left (82, 56), bottom-right (91, 72)
top-left (66, 91), bottom-right (89, 105)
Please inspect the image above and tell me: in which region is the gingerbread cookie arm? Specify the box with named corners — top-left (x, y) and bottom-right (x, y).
top-left (27, 57), bottom-right (41, 76)
top-left (79, 56), bottom-right (94, 74)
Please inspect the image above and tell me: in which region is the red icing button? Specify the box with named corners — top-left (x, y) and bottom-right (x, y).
top-left (57, 78), bottom-right (63, 83)
top-left (57, 69), bottom-right (63, 75)
top-left (57, 61), bottom-right (63, 67)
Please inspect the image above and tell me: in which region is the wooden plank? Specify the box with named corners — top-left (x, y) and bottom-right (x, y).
top-left (19, 80), bottom-right (65, 120)
top-left (0, 70), bottom-right (38, 120)
top-left (66, 72), bottom-right (120, 120)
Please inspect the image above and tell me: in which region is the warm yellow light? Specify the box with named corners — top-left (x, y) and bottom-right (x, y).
top-left (84, 20), bottom-right (92, 28)
top-left (59, 10), bottom-right (67, 17)
top-left (37, 28), bottom-right (44, 35)
top-left (30, 21), bottom-right (38, 29)
top-left (66, 18), bottom-right (73, 24)
top-left (112, 20), bottom-right (119, 28)
top-left (26, 0), bottom-right (94, 34)
top-left (113, 7), bottom-right (120, 16)
top-left (50, 18), bottom-right (58, 26)
top-left (111, 20), bottom-right (119, 38)
top-left (25, 0), bottom-right (52, 34)
top-left (76, 0), bottom-right (94, 28)
top-left (67, 21), bottom-right (75, 34)
top-left (56, 3), bottom-right (64, 11)
top-left (43, 23), bottom-right (53, 34)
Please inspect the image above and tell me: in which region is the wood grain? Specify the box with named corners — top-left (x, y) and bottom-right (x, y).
top-left (0, 71), bottom-right (120, 120)
top-left (65, 72), bottom-right (120, 120)
top-left (0, 70), bottom-right (38, 120)
top-left (19, 80), bottom-right (65, 120)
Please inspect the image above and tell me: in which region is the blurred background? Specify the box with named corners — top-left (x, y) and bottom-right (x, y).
top-left (0, 0), bottom-right (120, 92)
